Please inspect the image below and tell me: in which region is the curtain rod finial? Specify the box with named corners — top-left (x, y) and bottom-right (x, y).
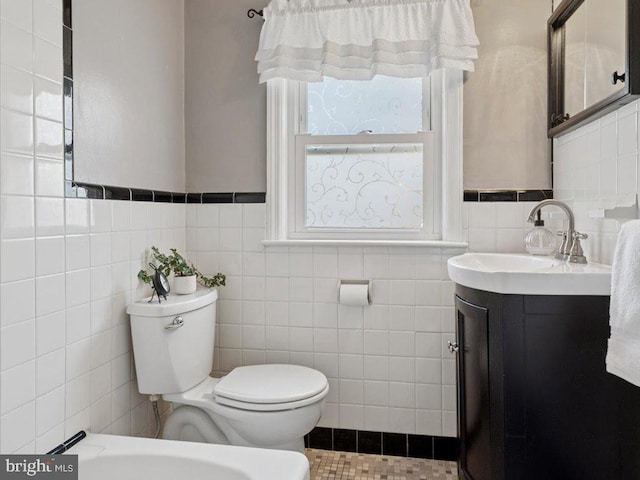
top-left (248, 8), bottom-right (264, 18)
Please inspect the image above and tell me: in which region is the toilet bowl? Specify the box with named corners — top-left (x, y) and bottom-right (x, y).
top-left (164, 367), bottom-right (328, 451)
top-left (127, 288), bottom-right (328, 453)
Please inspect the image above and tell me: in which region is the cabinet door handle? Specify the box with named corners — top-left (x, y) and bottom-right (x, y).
top-left (448, 341), bottom-right (460, 353)
top-left (612, 71), bottom-right (626, 85)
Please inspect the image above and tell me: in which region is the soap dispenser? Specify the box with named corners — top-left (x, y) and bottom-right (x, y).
top-left (524, 210), bottom-right (556, 255)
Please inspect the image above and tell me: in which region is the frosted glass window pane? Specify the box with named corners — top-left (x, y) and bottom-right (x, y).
top-left (307, 76), bottom-right (423, 135)
top-left (305, 144), bottom-right (424, 229)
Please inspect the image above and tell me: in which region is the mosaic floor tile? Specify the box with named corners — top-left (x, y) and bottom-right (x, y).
top-left (306, 449), bottom-right (459, 480)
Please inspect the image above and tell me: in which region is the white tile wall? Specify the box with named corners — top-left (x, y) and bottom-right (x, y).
top-left (553, 99), bottom-right (640, 264)
top-left (187, 203), bottom-right (472, 437)
top-left (0, 198), bottom-right (185, 453)
top-left (183, 200), bottom-right (532, 438)
top-left (464, 201), bottom-right (551, 254)
top-left (0, 2), bottom-right (182, 453)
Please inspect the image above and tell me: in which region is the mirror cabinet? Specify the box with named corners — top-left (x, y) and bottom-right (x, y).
top-left (548, 0), bottom-right (640, 136)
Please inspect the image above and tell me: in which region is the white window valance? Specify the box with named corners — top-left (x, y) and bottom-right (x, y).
top-left (255, 0), bottom-right (479, 83)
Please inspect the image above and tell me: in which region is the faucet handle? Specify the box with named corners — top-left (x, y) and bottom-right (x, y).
top-left (554, 230), bottom-right (570, 259)
top-left (568, 231), bottom-right (588, 264)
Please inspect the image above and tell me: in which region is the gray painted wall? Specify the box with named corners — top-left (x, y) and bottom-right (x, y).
top-left (463, 0), bottom-right (552, 190)
top-left (74, 0), bottom-right (552, 193)
top-left (73, 0), bottom-right (186, 192)
top-left (185, 0), bottom-right (266, 193)
top-left (185, 0), bottom-right (552, 192)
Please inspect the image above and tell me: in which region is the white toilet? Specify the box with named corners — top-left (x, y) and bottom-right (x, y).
top-left (127, 288), bottom-right (328, 452)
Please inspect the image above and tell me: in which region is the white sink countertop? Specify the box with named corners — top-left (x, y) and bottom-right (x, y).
top-left (447, 253), bottom-right (612, 296)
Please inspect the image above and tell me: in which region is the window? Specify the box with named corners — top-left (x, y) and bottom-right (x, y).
top-left (266, 70), bottom-right (465, 246)
top-left (296, 76), bottom-right (435, 240)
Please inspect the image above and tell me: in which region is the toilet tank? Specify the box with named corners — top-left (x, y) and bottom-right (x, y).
top-left (127, 288), bottom-right (218, 395)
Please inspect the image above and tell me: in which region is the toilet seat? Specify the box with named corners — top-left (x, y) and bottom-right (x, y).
top-left (215, 384), bottom-right (329, 411)
top-left (165, 365), bottom-right (329, 414)
top-left (214, 364), bottom-right (329, 411)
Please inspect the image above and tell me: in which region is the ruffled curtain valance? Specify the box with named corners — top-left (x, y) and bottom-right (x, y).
top-left (255, 0), bottom-right (479, 83)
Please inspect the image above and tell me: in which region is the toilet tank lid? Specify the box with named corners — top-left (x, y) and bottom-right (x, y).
top-left (126, 287), bottom-right (218, 317)
top-left (214, 364), bottom-right (328, 404)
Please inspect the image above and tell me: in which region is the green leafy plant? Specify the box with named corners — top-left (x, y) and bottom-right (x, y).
top-left (137, 270), bottom-right (154, 285)
top-left (137, 246), bottom-right (226, 288)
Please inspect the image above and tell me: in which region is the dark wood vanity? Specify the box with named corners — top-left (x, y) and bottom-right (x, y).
top-left (455, 285), bottom-right (640, 480)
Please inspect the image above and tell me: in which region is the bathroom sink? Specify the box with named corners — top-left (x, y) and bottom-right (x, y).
top-left (447, 253), bottom-right (612, 295)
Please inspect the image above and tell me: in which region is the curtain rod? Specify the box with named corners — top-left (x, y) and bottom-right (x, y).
top-left (247, 9), bottom-right (264, 18)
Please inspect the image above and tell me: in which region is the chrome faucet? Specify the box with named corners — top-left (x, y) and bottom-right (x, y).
top-left (527, 200), bottom-right (588, 264)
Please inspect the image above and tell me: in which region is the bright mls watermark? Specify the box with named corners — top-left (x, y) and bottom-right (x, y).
top-left (0, 456), bottom-right (77, 479)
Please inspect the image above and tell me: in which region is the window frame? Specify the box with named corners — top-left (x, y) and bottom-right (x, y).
top-left (265, 69), bottom-right (465, 247)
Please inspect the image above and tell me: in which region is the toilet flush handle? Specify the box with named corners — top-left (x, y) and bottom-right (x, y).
top-left (165, 316), bottom-right (184, 330)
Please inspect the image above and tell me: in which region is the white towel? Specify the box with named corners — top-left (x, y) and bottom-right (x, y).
top-left (606, 219), bottom-right (640, 387)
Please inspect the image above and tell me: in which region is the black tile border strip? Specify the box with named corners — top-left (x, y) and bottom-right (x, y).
top-left (464, 189), bottom-right (553, 202)
top-left (357, 430), bottom-right (382, 454)
top-left (304, 427), bottom-right (458, 461)
top-left (186, 193), bottom-right (203, 204)
top-left (104, 185), bottom-right (131, 201)
top-left (131, 188), bottom-right (153, 202)
top-left (67, 182), bottom-right (268, 204)
top-left (154, 191), bottom-right (173, 203)
top-left (63, 1), bottom-right (74, 192)
top-left (63, 0), bottom-right (71, 29)
top-left (172, 192), bottom-right (186, 203)
top-left (63, 25), bottom-right (72, 81)
top-left (517, 189), bottom-right (554, 201)
top-left (334, 428), bottom-right (357, 452)
top-left (203, 192), bottom-right (234, 204)
top-left (235, 192), bottom-right (266, 203)
top-left (479, 190), bottom-right (517, 202)
top-left (66, 185), bottom-right (548, 205)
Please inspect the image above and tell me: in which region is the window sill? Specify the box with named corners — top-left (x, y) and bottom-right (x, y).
top-left (261, 239), bottom-right (468, 249)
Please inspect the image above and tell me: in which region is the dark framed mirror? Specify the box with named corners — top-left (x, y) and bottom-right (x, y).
top-left (548, 0), bottom-right (640, 137)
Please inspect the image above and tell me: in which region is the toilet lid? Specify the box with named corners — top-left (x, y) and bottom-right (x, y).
top-left (214, 364), bottom-right (328, 404)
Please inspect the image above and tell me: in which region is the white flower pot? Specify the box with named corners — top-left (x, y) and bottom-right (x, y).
top-left (174, 275), bottom-right (197, 294)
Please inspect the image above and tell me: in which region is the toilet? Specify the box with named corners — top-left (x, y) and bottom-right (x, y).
top-left (126, 288), bottom-right (328, 452)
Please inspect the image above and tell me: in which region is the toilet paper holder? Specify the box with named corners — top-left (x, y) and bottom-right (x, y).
top-left (339, 280), bottom-right (371, 306)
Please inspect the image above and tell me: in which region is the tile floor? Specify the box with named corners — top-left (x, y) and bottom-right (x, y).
top-left (306, 449), bottom-right (459, 480)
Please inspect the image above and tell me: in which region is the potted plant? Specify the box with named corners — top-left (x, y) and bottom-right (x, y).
top-left (138, 247), bottom-right (225, 295)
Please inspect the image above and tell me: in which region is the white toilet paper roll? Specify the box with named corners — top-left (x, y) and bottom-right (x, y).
top-left (339, 282), bottom-right (371, 306)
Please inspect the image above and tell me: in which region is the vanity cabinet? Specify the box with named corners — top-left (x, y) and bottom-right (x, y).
top-left (455, 285), bottom-right (640, 480)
